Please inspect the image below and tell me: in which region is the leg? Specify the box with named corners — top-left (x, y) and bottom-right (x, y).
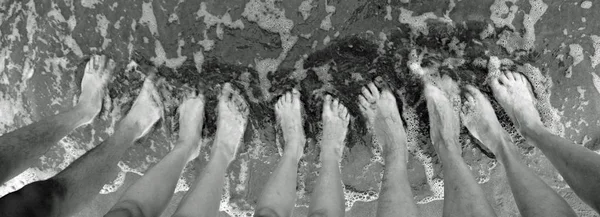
top-left (424, 83), bottom-right (496, 217)
top-left (0, 55), bottom-right (112, 184)
top-left (255, 89), bottom-right (305, 217)
top-left (0, 75), bottom-right (163, 217)
top-left (490, 69), bottom-right (600, 212)
top-left (173, 83), bottom-right (248, 217)
top-left (462, 85), bottom-right (576, 217)
top-left (358, 83), bottom-right (418, 217)
top-left (308, 95), bottom-right (350, 217)
top-left (105, 93), bottom-right (206, 217)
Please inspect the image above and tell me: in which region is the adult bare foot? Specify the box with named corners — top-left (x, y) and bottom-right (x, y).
top-left (358, 83), bottom-right (406, 156)
top-left (123, 76), bottom-right (163, 140)
top-left (424, 83), bottom-right (460, 152)
top-left (275, 89), bottom-right (306, 161)
top-left (461, 85), bottom-right (510, 154)
top-left (321, 95), bottom-right (350, 159)
top-left (77, 55), bottom-right (115, 125)
top-left (178, 93), bottom-right (205, 161)
top-left (490, 71), bottom-right (543, 130)
top-left (214, 83), bottom-right (249, 161)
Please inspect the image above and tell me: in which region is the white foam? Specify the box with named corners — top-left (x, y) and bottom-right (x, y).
top-left (581, 1), bottom-right (592, 9)
top-left (320, 0), bottom-right (336, 31)
top-left (489, 0), bottom-right (518, 30)
top-left (193, 50), bottom-right (205, 74)
top-left (590, 35), bottom-right (600, 68)
top-left (96, 14), bottom-right (111, 49)
top-left (100, 161), bottom-right (145, 194)
top-left (298, 0), bottom-right (315, 21)
top-left (197, 2), bottom-right (245, 38)
top-left (81, 0), bottom-right (102, 9)
top-left (569, 44), bottom-right (584, 66)
top-left (0, 167), bottom-right (56, 197)
top-left (590, 72), bottom-right (600, 97)
top-left (398, 8), bottom-right (440, 36)
top-left (139, 1), bottom-right (159, 36)
top-left (522, 0), bottom-right (548, 50)
top-left (385, 1), bottom-right (392, 21)
top-left (150, 39), bottom-right (187, 69)
top-left (323, 35), bottom-right (331, 45)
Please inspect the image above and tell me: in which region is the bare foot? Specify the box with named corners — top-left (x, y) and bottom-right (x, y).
top-left (358, 83), bottom-right (406, 156)
top-left (77, 55), bottom-right (115, 125)
top-left (424, 83), bottom-right (460, 152)
top-left (177, 92), bottom-right (205, 161)
top-left (321, 95), bottom-right (350, 159)
top-left (275, 89), bottom-right (306, 161)
top-left (124, 76), bottom-right (163, 140)
top-left (461, 85), bottom-right (510, 154)
top-left (214, 83), bottom-right (249, 161)
top-left (490, 71), bottom-right (543, 130)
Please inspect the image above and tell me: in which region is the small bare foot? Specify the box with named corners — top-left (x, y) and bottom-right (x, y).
top-left (177, 92), bottom-right (205, 161)
top-left (461, 85), bottom-right (510, 154)
top-left (424, 83), bottom-right (460, 152)
top-left (275, 89), bottom-right (306, 161)
top-left (321, 95), bottom-right (350, 159)
top-left (124, 76), bottom-right (163, 140)
top-left (358, 83), bottom-right (407, 156)
top-left (214, 83), bottom-right (249, 161)
top-left (490, 71), bottom-right (543, 130)
top-left (77, 55), bottom-right (115, 125)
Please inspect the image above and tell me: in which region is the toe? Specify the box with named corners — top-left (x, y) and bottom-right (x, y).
top-left (359, 95), bottom-right (369, 109)
top-left (505, 71), bottom-right (515, 81)
top-left (95, 55), bottom-right (106, 71)
top-left (332, 98), bottom-right (340, 111)
top-left (361, 86), bottom-right (374, 102)
top-left (340, 105), bottom-right (349, 119)
top-left (220, 83), bottom-right (234, 101)
top-left (517, 73), bottom-right (527, 83)
top-left (498, 73), bottom-right (509, 85)
top-left (324, 94), bottom-right (332, 110)
top-left (106, 59), bottom-right (116, 74)
top-left (367, 83), bottom-right (380, 99)
top-left (465, 85), bottom-right (484, 99)
top-left (285, 91), bottom-right (292, 103)
top-left (233, 93), bottom-right (248, 114)
top-left (292, 88), bottom-right (300, 103)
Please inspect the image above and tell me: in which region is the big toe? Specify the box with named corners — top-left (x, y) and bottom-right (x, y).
top-left (232, 93), bottom-right (248, 114)
top-left (465, 85), bottom-right (485, 100)
top-left (94, 55), bottom-right (107, 71)
top-left (220, 83), bottom-right (234, 101)
top-left (105, 59), bottom-right (116, 75)
top-left (367, 83), bottom-right (380, 99)
top-left (324, 94), bottom-right (332, 110)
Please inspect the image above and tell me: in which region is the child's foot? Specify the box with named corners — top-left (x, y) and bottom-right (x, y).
top-left (359, 83), bottom-right (407, 157)
top-left (321, 95), bottom-right (350, 159)
top-left (77, 55), bottom-right (115, 125)
top-left (124, 75), bottom-right (163, 140)
top-left (214, 83), bottom-right (249, 162)
top-left (461, 85), bottom-right (510, 154)
top-left (275, 89), bottom-right (306, 161)
top-left (424, 83), bottom-right (461, 152)
top-left (177, 92), bottom-right (206, 161)
top-left (490, 71), bottom-right (543, 131)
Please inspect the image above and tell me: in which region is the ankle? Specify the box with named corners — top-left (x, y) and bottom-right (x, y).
top-left (320, 147), bottom-right (343, 161)
top-left (519, 122), bottom-right (547, 138)
top-left (211, 145), bottom-right (235, 163)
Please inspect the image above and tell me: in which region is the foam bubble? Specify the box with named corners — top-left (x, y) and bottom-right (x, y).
top-left (581, 1), bottom-right (592, 9)
top-left (139, 1), bottom-right (158, 36)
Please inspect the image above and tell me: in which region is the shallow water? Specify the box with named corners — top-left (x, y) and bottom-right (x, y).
top-left (0, 0), bottom-right (599, 216)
